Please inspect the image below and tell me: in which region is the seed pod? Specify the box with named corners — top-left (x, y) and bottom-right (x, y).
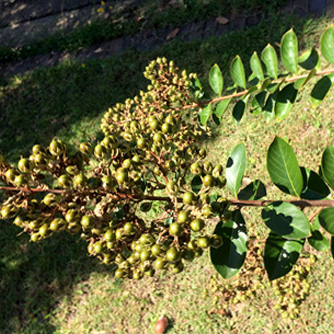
top-left (18, 158), bottom-right (32, 173)
top-left (79, 142), bottom-right (92, 155)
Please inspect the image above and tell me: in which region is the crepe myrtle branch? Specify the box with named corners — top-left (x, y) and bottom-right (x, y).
top-left (1, 186), bottom-right (334, 208)
top-left (179, 68), bottom-right (334, 111)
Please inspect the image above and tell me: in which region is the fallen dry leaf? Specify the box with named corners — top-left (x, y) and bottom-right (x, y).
top-left (216, 16), bottom-right (229, 25)
top-left (166, 28), bottom-right (179, 40)
top-left (154, 316), bottom-right (168, 334)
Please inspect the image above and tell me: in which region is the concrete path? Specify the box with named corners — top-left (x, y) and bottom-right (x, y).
top-left (0, 0), bottom-right (333, 78)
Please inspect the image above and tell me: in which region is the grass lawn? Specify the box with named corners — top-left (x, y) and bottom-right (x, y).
top-left (1, 9), bottom-right (334, 334)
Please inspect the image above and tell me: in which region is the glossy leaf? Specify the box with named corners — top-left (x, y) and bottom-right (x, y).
top-left (226, 143), bottom-right (246, 196)
top-left (261, 44), bottom-right (278, 79)
top-left (164, 217), bottom-right (174, 227)
top-left (231, 55), bottom-right (247, 89)
top-left (321, 25), bottom-right (334, 64)
top-left (312, 215), bottom-right (321, 231)
top-left (264, 232), bottom-right (304, 280)
top-left (300, 167), bottom-right (330, 200)
top-left (281, 29), bottom-right (298, 73)
top-left (232, 100), bottom-right (245, 123)
top-left (214, 98), bottom-right (231, 118)
top-left (250, 51), bottom-right (264, 81)
top-left (139, 202), bottom-right (152, 212)
top-left (267, 137), bottom-right (303, 196)
top-left (238, 180), bottom-right (266, 200)
top-left (245, 85), bottom-right (258, 97)
top-left (275, 83), bottom-right (298, 121)
top-left (261, 78), bottom-right (272, 90)
top-left (209, 64), bottom-right (224, 95)
top-left (318, 208), bottom-right (334, 234)
top-left (189, 77), bottom-right (204, 101)
top-left (294, 69), bottom-right (316, 89)
top-left (210, 210), bottom-right (247, 279)
top-left (308, 230), bottom-right (330, 252)
top-left (191, 175), bottom-right (202, 194)
top-left (321, 145), bottom-right (334, 190)
top-left (310, 74), bottom-right (334, 108)
top-left (251, 91), bottom-right (267, 114)
top-left (298, 48), bottom-right (320, 70)
top-left (141, 176), bottom-right (147, 192)
top-left (262, 92), bottom-right (277, 123)
top-left (212, 113), bottom-right (221, 125)
top-left (262, 201), bottom-right (310, 239)
top-left (199, 103), bottom-right (211, 126)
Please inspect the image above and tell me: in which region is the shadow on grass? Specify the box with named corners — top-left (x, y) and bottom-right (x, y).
top-left (0, 220), bottom-right (117, 334)
top-left (0, 52), bottom-right (149, 163)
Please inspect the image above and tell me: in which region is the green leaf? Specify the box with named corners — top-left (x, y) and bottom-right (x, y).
top-left (199, 103), bottom-right (211, 126)
top-left (310, 74), bottom-right (334, 108)
top-left (318, 208), bottom-right (334, 234)
top-left (321, 145), bottom-right (334, 190)
top-left (264, 232), bottom-right (304, 280)
top-left (300, 167), bottom-right (330, 200)
top-left (298, 48), bottom-right (320, 70)
top-left (267, 82), bottom-right (281, 94)
top-left (191, 175), bottom-right (203, 194)
top-left (245, 85), bottom-right (258, 96)
top-left (226, 143), bottom-right (246, 196)
top-left (141, 176), bottom-right (147, 192)
top-left (189, 77), bottom-right (204, 101)
top-left (262, 92), bottom-right (277, 123)
top-left (275, 83), bottom-right (298, 121)
top-left (321, 25), bottom-right (334, 64)
top-left (331, 237), bottom-right (334, 260)
top-left (308, 230), bottom-right (330, 252)
top-left (280, 29), bottom-right (298, 73)
top-left (210, 210), bottom-right (247, 279)
top-left (212, 113), bottom-right (221, 126)
top-left (251, 91), bottom-right (267, 114)
top-left (139, 202), bottom-right (152, 212)
top-left (267, 137), bottom-right (303, 197)
top-left (294, 69), bottom-right (316, 90)
top-left (261, 44), bottom-right (278, 79)
top-left (214, 98), bottom-right (231, 118)
top-left (209, 64), bottom-right (224, 95)
top-left (262, 201), bottom-right (310, 239)
top-left (164, 217), bottom-right (174, 227)
top-left (209, 193), bottom-right (220, 204)
top-left (238, 180), bottom-right (266, 200)
top-left (248, 72), bottom-right (257, 84)
top-left (312, 215), bottom-right (321, 231)
top-left (231, 55), bottom-right (247, 89)
top-left (232, 100), bottom-right (245, 123)
top-left (250, 51), bottom-right (264, 81)
top-left (261, 78), bottom-right (272, 90)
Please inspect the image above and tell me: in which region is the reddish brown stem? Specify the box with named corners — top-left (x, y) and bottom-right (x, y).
top-left (2, 186), bottom-right (334, 208)
top-left (230, 199), bottom-right (334, 208)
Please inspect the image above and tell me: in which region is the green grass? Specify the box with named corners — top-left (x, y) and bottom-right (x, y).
top-left (0, 0), bottom-right (286, 65)
top-left (1, 9), bottom-right (334, 334)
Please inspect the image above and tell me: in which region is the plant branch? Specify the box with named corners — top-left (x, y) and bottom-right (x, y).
top-left (230, 199), bottom-right (334, 208)
top-left (180, 67), bottom-right (334, 111)
top-left (2, 185), bottom-right (334, 208)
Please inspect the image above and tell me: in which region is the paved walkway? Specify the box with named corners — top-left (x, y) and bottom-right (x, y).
top-left (0, 0), bottom-right (333, 78)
